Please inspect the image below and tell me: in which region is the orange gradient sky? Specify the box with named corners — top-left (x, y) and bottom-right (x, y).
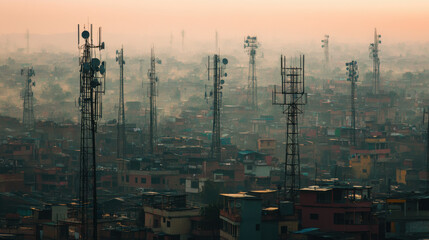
top-left (1, 0), bottom-right (429, 43)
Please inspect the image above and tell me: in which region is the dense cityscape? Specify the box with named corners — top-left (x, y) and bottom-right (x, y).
top-left (1, 1), bottom-right (429, 240)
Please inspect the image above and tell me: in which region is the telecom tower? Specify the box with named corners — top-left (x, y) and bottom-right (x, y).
top-left (244, 36), bottom-right (260, 110)
top-left (21, 67), bottom-right (35, 131)
top-left (321, 35), bottom-right (329, 69)
top-left (272, 55), bottom-right (306, 201)
top-left (346, 60), bottom-right (359, 146)
top-left (77, 24), bottom-right (106, 240)
top-left (148, 47), bottom-right (161, 154)
top-left (423, 109), bottom-right (429, 192)
top-left (369, 29), bottom-right (381, 94)
top-left (206, 55), bottom-right (228, 162)
top-left (116, 47), bottom-right (126, 159)
top-left (26, 29), bottom-right (30, 54)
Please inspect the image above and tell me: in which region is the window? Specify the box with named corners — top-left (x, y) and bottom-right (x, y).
top-left (167, 221), bottom-right (171, 227)
top-left (362, 169), bottom-right (367, 173)
top-left (141, 177), bottom-right (146, 183)
top-left (126, 175), bottom-right (129, 183)
top-left (310, 214), bottom-right (319, 220)
top-left (191, 180), bottom-right (199, 189)
top-left (163, 217), bottom-right (166, 223)
top-left (317, 192), bottom-right (331, 203)
top-left (281, 226), bottom-right (288, 234)
top-left (334, 213), bottom-right (345, 224)
top-left (121, 176), bottom-right (124, 182)
top-left (247, 165), bottom-right (253, 170)
top-left (255, 224), bottom-right (260, 231)
top-left (135, 177), bottom-right (138, 183)
top-left (151, 177), bottom-right (161, 184)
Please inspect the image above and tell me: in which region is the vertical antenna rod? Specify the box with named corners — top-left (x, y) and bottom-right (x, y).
top-left (21, 67), bottom-right (36, 131)
top-left (148, 47), bottom-right (161, 154)
top-left (272, 55), bottom-right (306, 202)
top-left (116, 47), bottom-right (126, 159)
top-left (78, 24), bottom-right (106, 240)
top-left (244, 36), bottom-right (260, 110)
top-left (346, 60), bottom-right (359, 146)
top-left (321, 34), bottom-right (329, 71)
top-left (207, 55), bottom-right (228, 162)
top-left (369, 28), bottom-right (381, 94)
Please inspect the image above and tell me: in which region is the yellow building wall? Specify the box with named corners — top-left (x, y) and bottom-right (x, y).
top-left (396, 169), bottom-right (407, 184)
top-left (350, 155), bottom-right (371, 180)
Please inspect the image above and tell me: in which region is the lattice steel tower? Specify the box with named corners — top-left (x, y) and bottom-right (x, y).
top-left (148, 47), bottom-right (161, 154)
top-left (244, 36), bottom-right (259, 110)
top-left (346, 60), bottom-right (359, 146)
top-left (21, 67), bottom-right (35, 131)
top-left (116, 47), bottom-right (126, 159)
top-left (77, 24), bottom-right (106, 240)
top-left (369, 29), bottom-right (381, 94)
top-left (206, 55), bottom-right (228, 161)
top-left (321, 35), bottom-right (329, 69)
top-left (272, 55), bottom-right (306, 201)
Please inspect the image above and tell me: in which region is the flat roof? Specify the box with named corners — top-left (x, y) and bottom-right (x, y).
top-left (220, 193), bottom-right (256, 199)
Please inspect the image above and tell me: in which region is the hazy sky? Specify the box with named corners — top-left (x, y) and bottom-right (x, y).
top-left (1, 0), bottom-right (429, 43)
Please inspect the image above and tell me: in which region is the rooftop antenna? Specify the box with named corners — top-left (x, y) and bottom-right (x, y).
top-left (206, 55), bottom-right (228, 162)
top-left (77, 23), bottom-right (106, 240)
top-left (369, 28), bottom-right (381, 94)
top-left (346, 60), bottom-right (359, 146)
top-left (26, 29), bottom-right (29, 54)
top-left (244, 36), bottom-right (260, 110)
top-left (21, 66), bottom-right (36, 131)
top-left (148, 47), bottom-right (161, 154)
top-left (181, 30), bottom-right (185, 51)
top-left (321, 34), bottom-right (329, 71)
top-left (116, 46), bottom-right (126, 159)
top-left (273, 55), bottom-right (306, 202)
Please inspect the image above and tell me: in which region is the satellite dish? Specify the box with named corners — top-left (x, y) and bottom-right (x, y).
top-left (221, 80), bottom-right (225, 84)
top-left (222, 58), bottom-right (228, 65)
top-left (33, 82), bottom-right (36, 86)
top-left (90, 79), bottom-right (100, 88)
top-left (224, 73), bottom-right (227, 77)
top-left (99, 65), bottom-right (106, 75)
top-left (82, 30), bottom-right (90, 39)
top-left (91, 58), bottom-right (101, 70)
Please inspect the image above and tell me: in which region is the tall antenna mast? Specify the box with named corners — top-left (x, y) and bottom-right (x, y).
top-left (181, 30), bottom-right (185, 51)
top-left (369, 28), bottom-right (381, 94)
top-left (116, 47), bottom-right (126, 159)
top-left (244, 36), bottom-right (260, 110)
top-left (21, 67), bottom-right (36, 131)
top-left (346, 60), bottom-right (359, 146)
top-left (321, 34), bottom-right (329, 70)
top-left (77, 24), bottom-right (106, 240)
top-left (26, 29), bottom-right (30, 54)
top-left (273, 55), bottom-right (306, 201)
top-left (206, 55), bottom-right (228, 162)
top-left (148, 47), bottom-right (161, 154)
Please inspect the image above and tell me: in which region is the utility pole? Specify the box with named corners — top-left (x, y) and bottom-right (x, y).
top-left (346, 60), bottom-right (359, 146)
top-left (369, 28), bottom-right (381, 94)
top-left (77, 24), bottom-right (106, 240)
top-left (206, 55), bottom-right (228, 162)
top-left (21, 66), bottom-right (36, 131)
top-left (116, 47), bottom-right (126, 159)
top-left (273, 55), bottom-right (306, 201)
top-left (148, 47), bottom-right (161, 154)
top-left (244, 36), bottom-right (260, 110)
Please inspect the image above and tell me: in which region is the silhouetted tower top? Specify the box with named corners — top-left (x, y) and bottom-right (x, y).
top-left (369, 28), bottom-right (381, 94)
top-left (244, 36), bottom-right (260, 110)
top-left (116, 47), bottom-right (126, 159)
top-left (21, 66), bottom-right (35, 131)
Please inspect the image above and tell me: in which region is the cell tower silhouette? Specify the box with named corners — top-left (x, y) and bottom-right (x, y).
top-left (77, 24), bottom-right (106, 240)
top-left (369, 28), bottom-right (381, 94)
top-left (206, 55), bottom-right (228, 162)
top-left (346, 60), bottom-right (359, 146)
top-left (244, 36), bottom-right (260, 110)
top-left (272, 55), bottom-right (306, 201)
top-left (21, 67), bottom-right (35, 131)
top-left (321, 34), bottom-right (329, 70)
top-left (148, 47), bottom-right (161, 154)
top-left (116, 47), bottom-right (126, 159)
